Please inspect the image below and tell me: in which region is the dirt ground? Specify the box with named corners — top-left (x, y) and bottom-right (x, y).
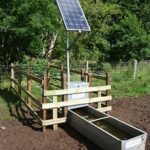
top-left (0, 95), bottom-right (150, 150)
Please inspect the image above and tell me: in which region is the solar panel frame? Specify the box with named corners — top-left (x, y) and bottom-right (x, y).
top-left (56, 0), bottom-right (91, 32)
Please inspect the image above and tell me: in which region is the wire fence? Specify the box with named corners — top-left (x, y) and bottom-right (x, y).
top-left (0, 60), bottom-right (150, 88)
top-left (0, 65), bottom-right (10, 88)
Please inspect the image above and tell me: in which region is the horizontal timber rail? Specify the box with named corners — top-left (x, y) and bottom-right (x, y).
top-left (10, 77), bottom-right (42, 108)
top-left (42, 85), bottom-right (112, 130)
top-left (50, 65), bottom-right (80, 74)
top-left (48, 63), bottom-right (111, 86)
top-left (11, 66), bottom-right (43, 83)
top-left (42, 96), bottom-right (112, 109)
top-left (10, 63), bottom-right (112, 132)
top-left (44, 85), bottom-right (111, 96)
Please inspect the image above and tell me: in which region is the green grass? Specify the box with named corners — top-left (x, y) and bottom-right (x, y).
top-left (0, 80), bottom-right (20, 120)
top-left (0, 61), bottom-right (150, 121)
top-left (104, 61), bottom-right (150, 98)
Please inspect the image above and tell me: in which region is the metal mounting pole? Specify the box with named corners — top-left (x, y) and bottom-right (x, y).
top-left (66, 31), bottom-right (70, 83)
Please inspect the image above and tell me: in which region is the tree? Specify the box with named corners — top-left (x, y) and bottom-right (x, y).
top-left (0, 0), bottom-right (60, 63)
top-left (68, 0), bottom-right (122, 62)
top-left (0, 0), bottom-right (150, 63)
top-left (109, 11), bottom-right (150, 61)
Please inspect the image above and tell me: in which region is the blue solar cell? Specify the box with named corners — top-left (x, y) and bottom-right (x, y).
top-left (56, 0), bottom-right (91, 32)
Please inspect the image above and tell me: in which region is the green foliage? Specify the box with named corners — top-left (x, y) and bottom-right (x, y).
top-left (110, 12), bottom-right (150, 61)
top-left (110, 62), bottom-right (150, 97)
top-left (0, 0), bottom-right (60, 63)
top-left (0, 0), bottom-right (150, 63)
top-left (75, 0), bottom-right (122, 61)
top-left (91, 61), bottom-right (150, 98)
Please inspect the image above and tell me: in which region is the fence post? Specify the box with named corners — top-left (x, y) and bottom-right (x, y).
top-left (53, 96), bottom-right (58, 131)
top-left (133, 59), bottom-right (138, 79)
top-left (61, 64), bottom-right (64, 72)
top-left (11, 63), bottom-right (15, 88)
top-left (47, 63), bottom-right (51, 86)
top-left (18, 72), bottom-right (21, 96)
top-left (88, 73), bottom-right (93, 107)
top-left (81, 68), bottom-right (85, 81)
top-left (97, 91), bottom-right (102, 109)
top-left (61, 72), bottom-right (68, 117)
top-left (85, 61), bottom-right (89, 82)
top-left (106, 73), bottom-right (110, 96)
top-left (42, 74), bottom-right (47, 132)
top-left (27, 69), bottom-right (32, 115)
top-left (88, 73), bottom-right (92, 87)
top-left (106, 73), bottom-right (110, 109)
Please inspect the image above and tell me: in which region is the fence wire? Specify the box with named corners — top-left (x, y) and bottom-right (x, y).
top-left (0, 65), bottom-right (10, 88)
top-left (0, 61), bottom-right (150, 86)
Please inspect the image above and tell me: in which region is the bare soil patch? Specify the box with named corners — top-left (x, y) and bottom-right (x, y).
top-left (0, 95), bottom-right (149, 150)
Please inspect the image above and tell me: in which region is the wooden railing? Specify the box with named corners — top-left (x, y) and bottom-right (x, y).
top-left (10, 63), bottom-right (112, 132)
top-left (43, 85), bottom-right (112, 130)
top-left (47, 63), bottom-right (111, 89)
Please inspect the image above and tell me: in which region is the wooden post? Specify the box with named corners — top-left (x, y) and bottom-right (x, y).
top-left (106, 73), bottom-right (110, 109)
top-left (81, 68), bottom-right (85, 81)
top-left (85, 61), bottom-right (89, 82)
top-left (53, 96), bottom-right (58, 131)
top-left (47, 63), bottom-right (50, 86)
top-left (88, 73), bottom-right (92, 87)
top-left (27, 69), bottom-right (32, 115)
top-left (97, 91), bottom-right (102, 109)
top-left (133, 59), bottom-right (137, 79)
top-left (42, 74), bottom-right (47, 132)
top-left (61, 64), bottom-right (64, 72)
top-left (88, 73), bottom-right (92, 106)
top-left (18, 72), bottom-right (21, 96)
top-left (11, 63), bottom-right (15, 88)
top-left (61, 72), bottom-right (68, 116)
top-left (106, 73), bottom-right (110, 96)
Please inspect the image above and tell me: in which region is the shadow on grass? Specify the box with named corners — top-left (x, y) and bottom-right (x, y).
top-left (0, 87), bottom-right (103, 149)
top-left (0, 87), bottom-right (42, 131)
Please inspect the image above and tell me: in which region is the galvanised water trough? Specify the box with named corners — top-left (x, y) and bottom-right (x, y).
top-left (68, 106), bottom-right (147, 150)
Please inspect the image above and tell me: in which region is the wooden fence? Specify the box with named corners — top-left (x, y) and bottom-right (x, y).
top-left (10, 63), bottom-right (112, 132)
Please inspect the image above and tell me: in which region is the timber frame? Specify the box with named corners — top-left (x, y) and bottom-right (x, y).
top-left (10, 62), bottom-right (112, 132)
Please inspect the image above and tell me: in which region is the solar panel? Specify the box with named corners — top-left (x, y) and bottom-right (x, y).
top-left (56, 0), bottom-right (91, 32)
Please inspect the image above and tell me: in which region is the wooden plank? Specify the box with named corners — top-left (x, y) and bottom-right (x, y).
top-left (61, 64), bottom-right (64, 72)
top-left (44, 85), bottom-right (111, 96)
top-left (50, 65), bottom-right (81, 74)
top-left (27, 71), bottom-right (32, 115)
top-left (51, 77), bottom-right (61, 81)
top-left (47, 63), bottom-right (51, 85)
top-left (92, 74), bottom-right (106, 80)
top-left (88, 73), bottom-right (92, 107)
top-left (85, 61), bottom-right (89, 82)
top-left (18, 72), bottom-right (21, 95)
top-left (50, 83), bottom-right (61, 88)
top-left (12, 87), bottom-right (42, 124)
top-left (42, 74), bottom-right (47, 132)
top-left (42, 96), bottom-right (112, 109)
top-left (96, 106), bottom-right (112, 112)
top-left (53, 96), bottom-right (58, 130)
top-left (106, 73), bottom-right (111, 108)
top-left (97, 91), bottom-right (102, 109)
top-left (42, 117), bottom-right (67, 126)
top-left (10, 78), bottom-right (42, 108)
top-left (70, 69), bottom-right (81, 74)
top-left (11, 66), bottom-right (42, 83)
top-left (81, 68), bottom-right (85, 81)
top-left (106, 73), bottom-right (110, 96)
